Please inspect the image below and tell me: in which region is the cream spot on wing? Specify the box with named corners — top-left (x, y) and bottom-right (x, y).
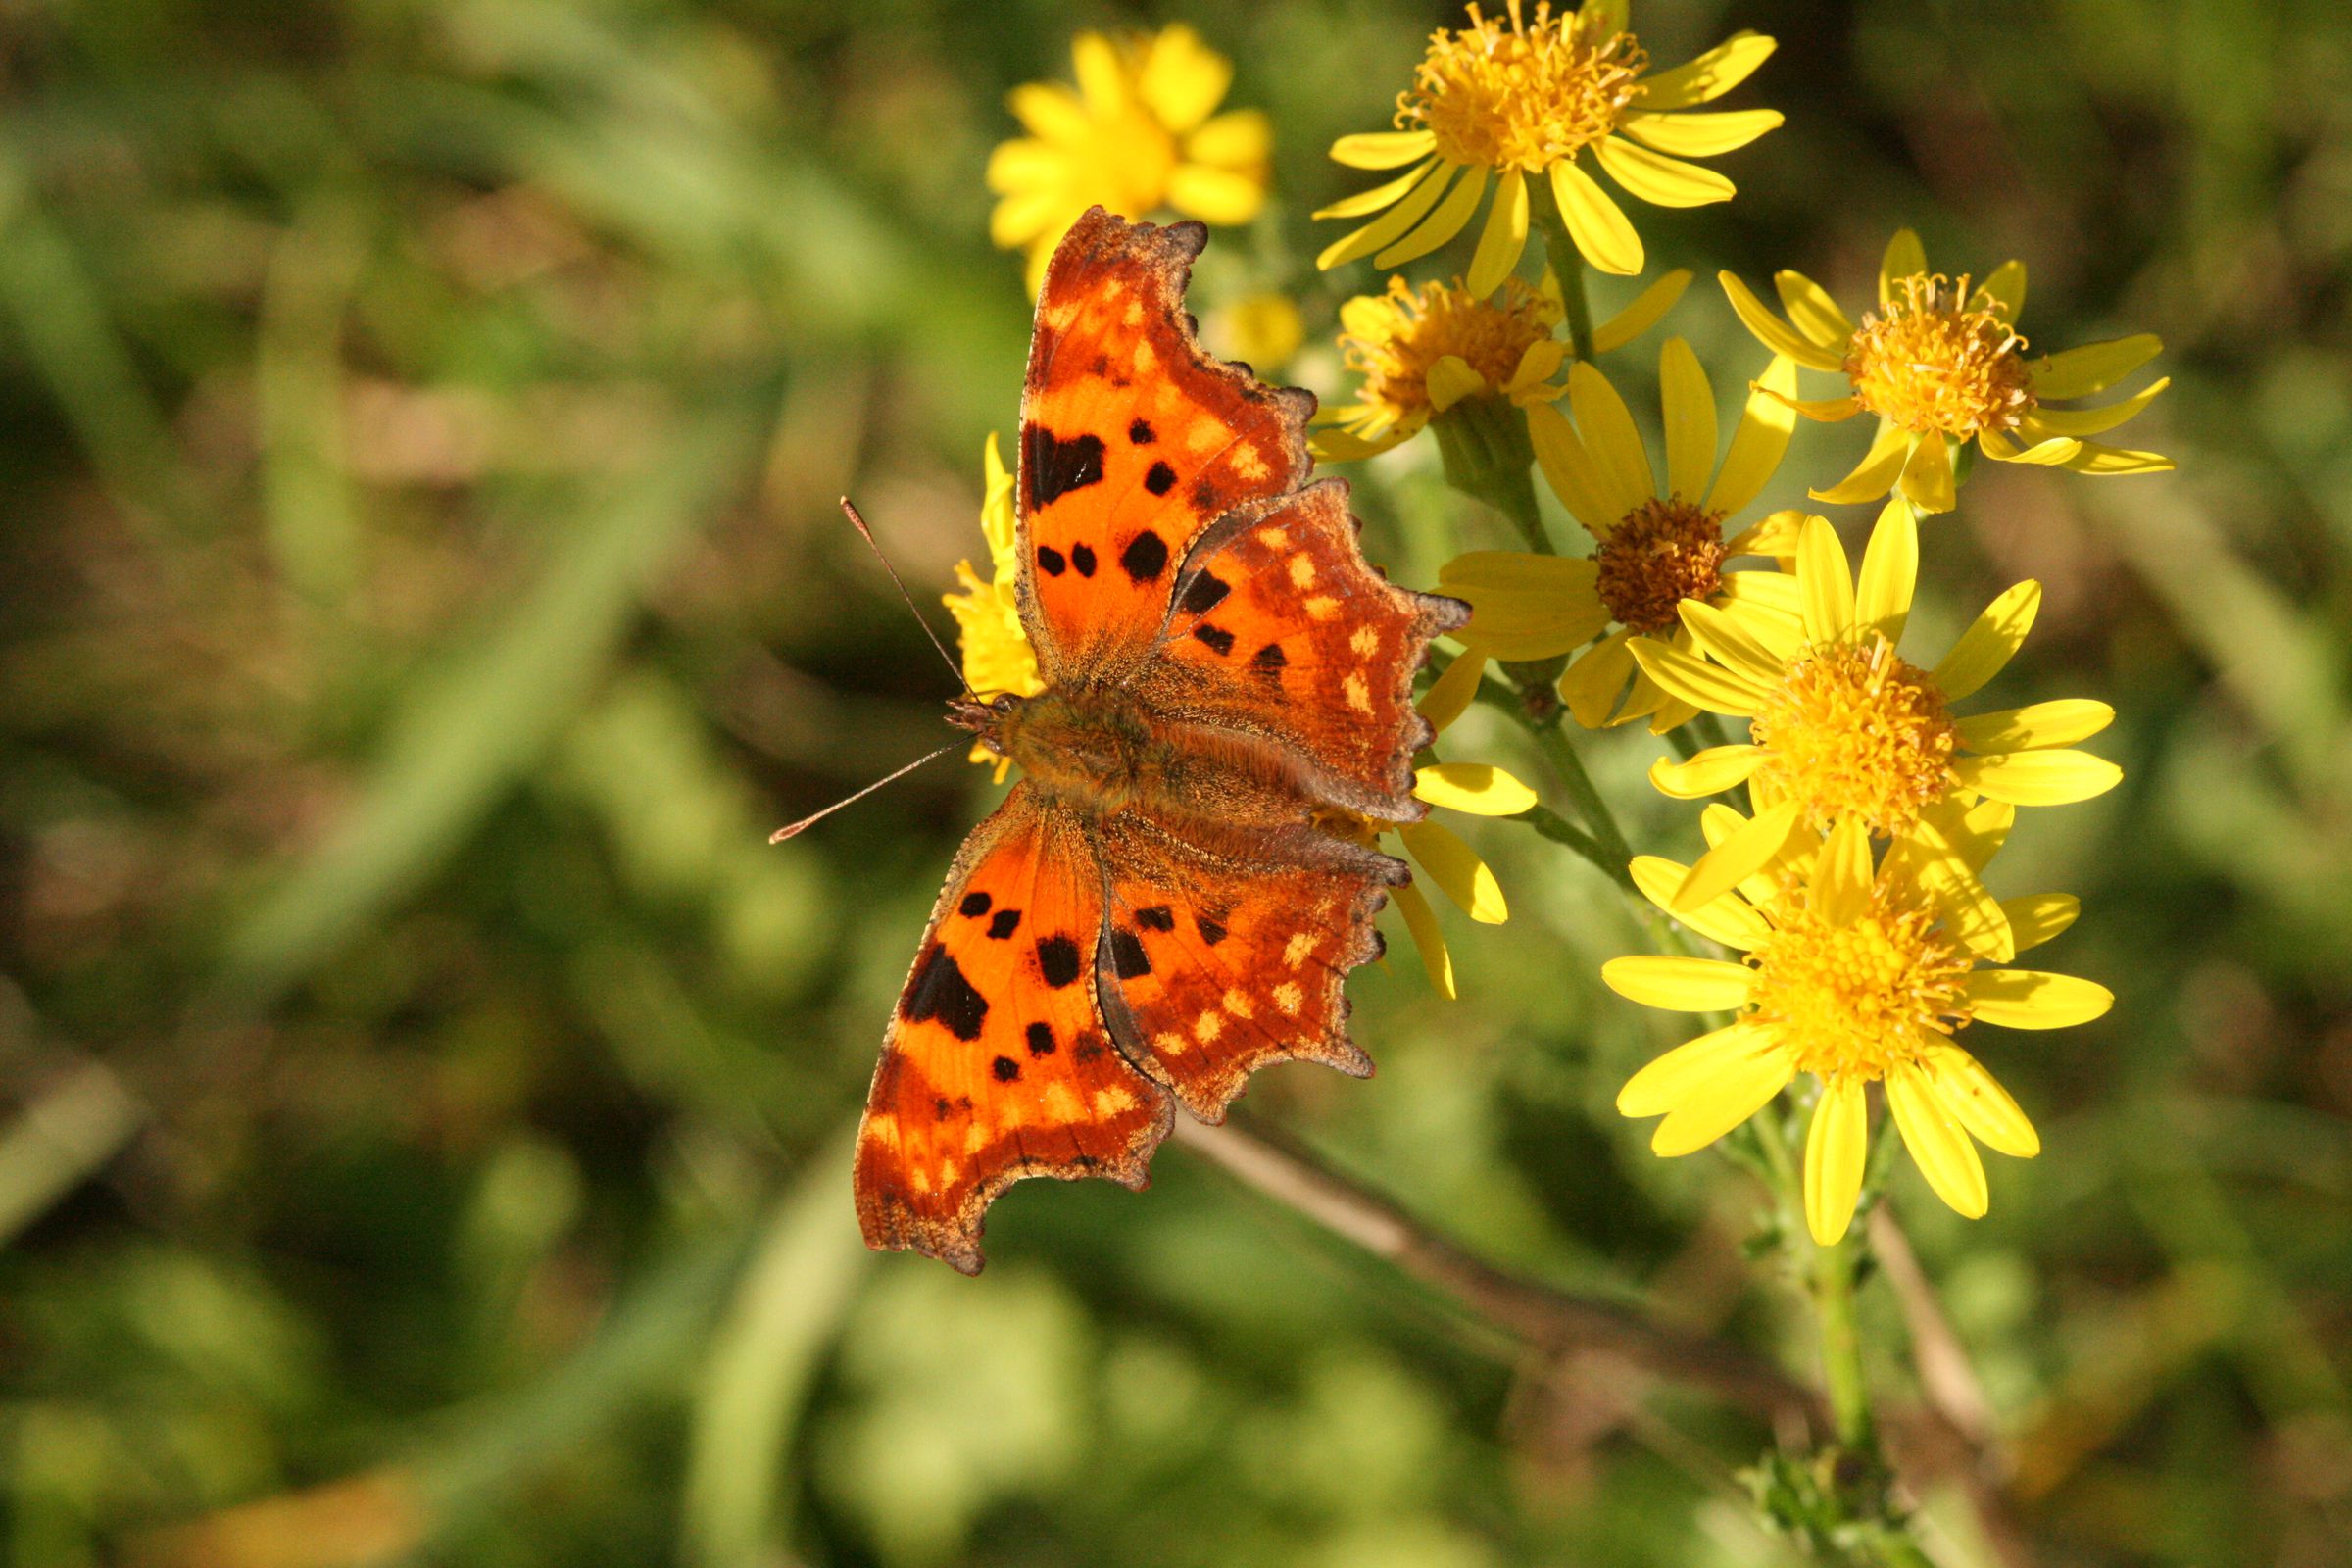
top-left (1222, 988), bottom-right (1255, 1020)
top-left (1124, 298), bottom-right (1144, 327)
top-left (865, 1112), bottom-right (901, 1150)
top-left (1350, 625), bottom-right (1380, 657)
top-left (1186, 419), bottom-right (1225, 454)
top-left (1289, 554), bottom-right (1316, 587)
top-left (909, 1166), bottom-right (933, 1195)
top-left (1042, 298), bottom-right (1079, 331)
top-left (964, 1122), bottom-right (991, 1154)
top-left (938, 1157), bottom-right (960, 1186)
top-left (1285, 931), bottom-right (1315, 967)
top-left (1232, 444), bottom-right (1270, 480)
top-left (1273, 981), bottom-right (1303, 1015)
top-left (1044, 1083), bottom-right (1082, 1122)
top-left (1194, 1011), bottom-right (1224, 1044)
top-left (1133, 340), bottom-right (1158, 375)
top-left (1256, 525), bottom-right (1290, 549)
top-left (1154, 1030), bottom-right (1188, 1057)
top-left (1093, 1086), bottom-right (1139, 1115)
top-left (1344, 672), bottom-right (1373, 712)
top-left (1305, 596), bottom-right (1340, 620)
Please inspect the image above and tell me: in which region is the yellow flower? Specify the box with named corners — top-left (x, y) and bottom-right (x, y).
top-left (1606, 807), bottom-right (2107, 1242)
top-left (1432, 341), bottom-right (1801, 732)
top-left (1630, 503), bottom-right (2121, 927)
top-left (1204, 292), bottom-right (1307, 375)
top-left (988, 25), bottom-right (1271, 293)
top-left (942, 435), bottom-right (1043, 779)
top-left (1721, 228), bottom-right (2173, 512)
top-left (1317, 0), bottom-right (1781, 286)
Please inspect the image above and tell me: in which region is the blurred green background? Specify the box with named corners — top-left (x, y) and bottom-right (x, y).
top-left (3, 0), bottom-right (2347, 1563)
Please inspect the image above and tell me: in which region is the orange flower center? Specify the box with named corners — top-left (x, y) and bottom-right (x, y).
top-left (1844, 272), bottom-right (2034, 438)
top-left (1341, 275), bottom-right (1557, 429)
top-left (1398, 1), bottom-right (1646, 172)
top-left (1749, 637), bottom-right (1959, 835)
top-left (1595, 497), bottom-right (1728, 633)
top-left (1747, 876), bottom-right (1975, 1081)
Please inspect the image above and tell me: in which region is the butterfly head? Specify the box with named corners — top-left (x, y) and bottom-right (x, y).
top-left (949, 692), bottom-right (1023, 759)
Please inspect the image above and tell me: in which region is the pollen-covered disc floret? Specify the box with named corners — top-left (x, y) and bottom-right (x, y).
top-left (1746, 874), bottom-right (1975, 1082)
top-left (1344, 276), bottom-right (1561, 428)
top-left (1402, 1), bottom-right (1646, 172)
top-left (1749, 636), bottom-right (1958, 835)
top-left (1845, 273), bottom-right (2034, 439)
top-left (1594, 497), bottom-right (1730, 634)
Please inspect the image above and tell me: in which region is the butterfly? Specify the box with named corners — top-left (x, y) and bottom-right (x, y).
top-left (855, 208), bottom-right (1468, 1273)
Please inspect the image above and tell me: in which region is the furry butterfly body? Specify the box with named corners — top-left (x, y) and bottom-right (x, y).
top-left (855, 209), bottom-right (1467, 1272)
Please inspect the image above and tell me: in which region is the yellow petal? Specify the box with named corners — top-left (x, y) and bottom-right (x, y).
top-left (1952, 750), bottom-right (2123, 807)
top-left (1526, 403), bottom-right (1619, 535)
top-left (1914, 853), bottom-right (2016, 965)
top-left (1167, 164), bottom-right (1264, 225)
top-left (1438, 551), bottom-right (1608, 660)
top-left (1647, 743), bottom-right (1764, 800)
top-left (1897, 432), bottom-right (1957, 514)
top-left (1418, 650), bottom-right (1486, 734)
top-left (1628, 637), bottom-right (1770, 714)
top-left (1796, 513), bottom-right (1857, 644)
top-left (1590, 268), bottom-right (1690, 354)
top-left (1558, 628), bottom-right (1637, 727)
top-left (1719, 271), bottom-right (1845, 370)
top-left (1659, 338), bottom-right (1718, 503)
top-left (1594, 135), bottom-right (1736, 207)
top-left (1312, 158), bottom-right (1439, 220)
top-left (1316, 162), bottom-right (1457, 270)
top-left (1616, 1020), bottom-right (1776, 1116)
top-left (1810, 422), bottom-right (1914, 507)
top-left (1706, 356), bottom-right (1798, 516)
top-left (2030, 334), bottom-right (2163, 400)
top-left (1619, 107), bottom-right (1784, 157)
top-left (1628, 856), bottom-right (1771, 949)
top-left (1920, 1045), bottom-right (2039, 1158)
top-left (1804, 1076), bottom-right (1869, 1244)
top-left (1185, 107), bottom-right (1271, 167)
top-left (1465, 168), bottom-right (1530, 297)
top-left (1635, 30), bottom-right (1777, 109)
top-left (2055, 440), bottom-right (2175, 476)
top-left (984, 137), bottom-right (1063, 192)
top-left (1551, 160), bottom-right (1643, 276)
top-left (1979, 427), bottom-right (2084, 466)
top-left (1676, 599), bottom-right (1783, 686)
top-left (1887, 1064), bottom-right (1988, 1218)
top-left (1979, 259), bottom-right (2027, 322)
top-left (1391, 878), bottom-right (1455, 1001)
top-left (2021, 377), bottom-right (2170, 437)
top-left (1675, 798), bottom-right (1803, 911)
top-left (1401, 818), bottom-right (1507, 923)
top-left (1310, 426), bottom-right (1416, 463)
top-left (1814, 816), bottom-right (1875, 926)
top-left (1415, 762), bottom-right (1538, 816)
top-left (1933, 580), bottom-right (2041, 701)
top-left (1852, 496), bottom-right (1919, 645)
top-left (2000, 892), bottom-right (2080, 954)
top-left (1331, 128), bottom-right (1440, 169)
top-left (1375, 163), bottom-right (1490, 269)
top-left (1069, 32), bottom-right (1130, 114)
top-left (1137, 25), bottom-right (1229, 132)
top-left (1966, 969), bottom-right (2114, 1029)
top-left (1425, 354), bottom-right (1488, 413)
top-left (1601, 956), bottom-right (1755, 1012)
top-left (1651, 1045), bottom-right (1794, 1156)
top-left (1773, 270), bottom-right (1853, 349)
top-left (1568, 361), bottom-right (1655, 513)
top-left (1727, 513), bottom-right (1808, 565)
top-left (1955, 700), bottom-right (2114, 752)
top-left (1880, 228), bottom-right (1927, 306)
top-left (1008, 81), bottom-right (1090, 142)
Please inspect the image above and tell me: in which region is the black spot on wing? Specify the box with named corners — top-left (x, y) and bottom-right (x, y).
top-left (1119, 530), bottom-right (1169, 582)
top-left (987, 908), bottom-right (1022, 940)
top-left (1110, 929), bottom-right (1152, 979)
top-left (1144, 460), bottom-right (1177, 496)
top-left (1251, 643), bottom-right (1287, 677)
top-left (1197, 914), bottom-right (1228, 946)
top-left (993, 1055), bottom-right (1021, 1082)
top-left (958, 891), bottom-right (992, 917)
top-left (1129, 418), bottom-right (1155, 445)
top-left (1136, 905), bottom-right (1175, 931)
top-left (1025, 1021), bottom-right (1055, 1056)
top-left (1036, 545), bottom-right (1065, 576)
top-left (1026, 426), bottom-right (1105, 510)
top-left (1071, 542), bottom-right (1098, 577)
top-left (1036, 935), bottom-right (1083, 989)
top-left (901, 943), bottom-right (988, 1042)
top-left (1191, 624), bottom-right (1235, 656)
top-left (1179, 570), bottom-right (1230, 615)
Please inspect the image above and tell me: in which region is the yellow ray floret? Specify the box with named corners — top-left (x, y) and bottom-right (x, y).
top-left (1719, 227), bottom-right (2171, 511)
top-left (1318, 1), bottom-right (1781, 285)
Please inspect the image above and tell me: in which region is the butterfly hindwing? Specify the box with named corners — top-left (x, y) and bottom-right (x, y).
top-left (1015, 208), bottom-right (1313, 679)
top-left (856, 785), bottom-right (1172, 1275)
top-left (1154, 480), bottom-right (1471, 821)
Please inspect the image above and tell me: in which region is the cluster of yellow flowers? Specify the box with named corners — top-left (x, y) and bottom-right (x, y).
top-left (963, 1), bottom-right (2168, 1246)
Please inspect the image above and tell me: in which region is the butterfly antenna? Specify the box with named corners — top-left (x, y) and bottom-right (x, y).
top-left (769, 742), bottom-right (962, 843)
top-left (839, 497), bottom-right (975, 699)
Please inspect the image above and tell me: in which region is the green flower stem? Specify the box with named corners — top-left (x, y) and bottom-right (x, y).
top-left (1813, 1222), bottom-right (1877, 1454)
top-left (1517, 802), bottom-right (1607, 863)
top-left (1472, 670), bottom-right (1635, 890)
top-left (1433, 396), bottom-right (1551, 554)
top-left (1532, 193), bottom-right (1595, 362)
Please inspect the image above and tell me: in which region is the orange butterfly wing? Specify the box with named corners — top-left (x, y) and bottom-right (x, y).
top-left (1015, 208), bottom-right (1312, 677)
top-left (855, 786), bottom-right (1172, 1274)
